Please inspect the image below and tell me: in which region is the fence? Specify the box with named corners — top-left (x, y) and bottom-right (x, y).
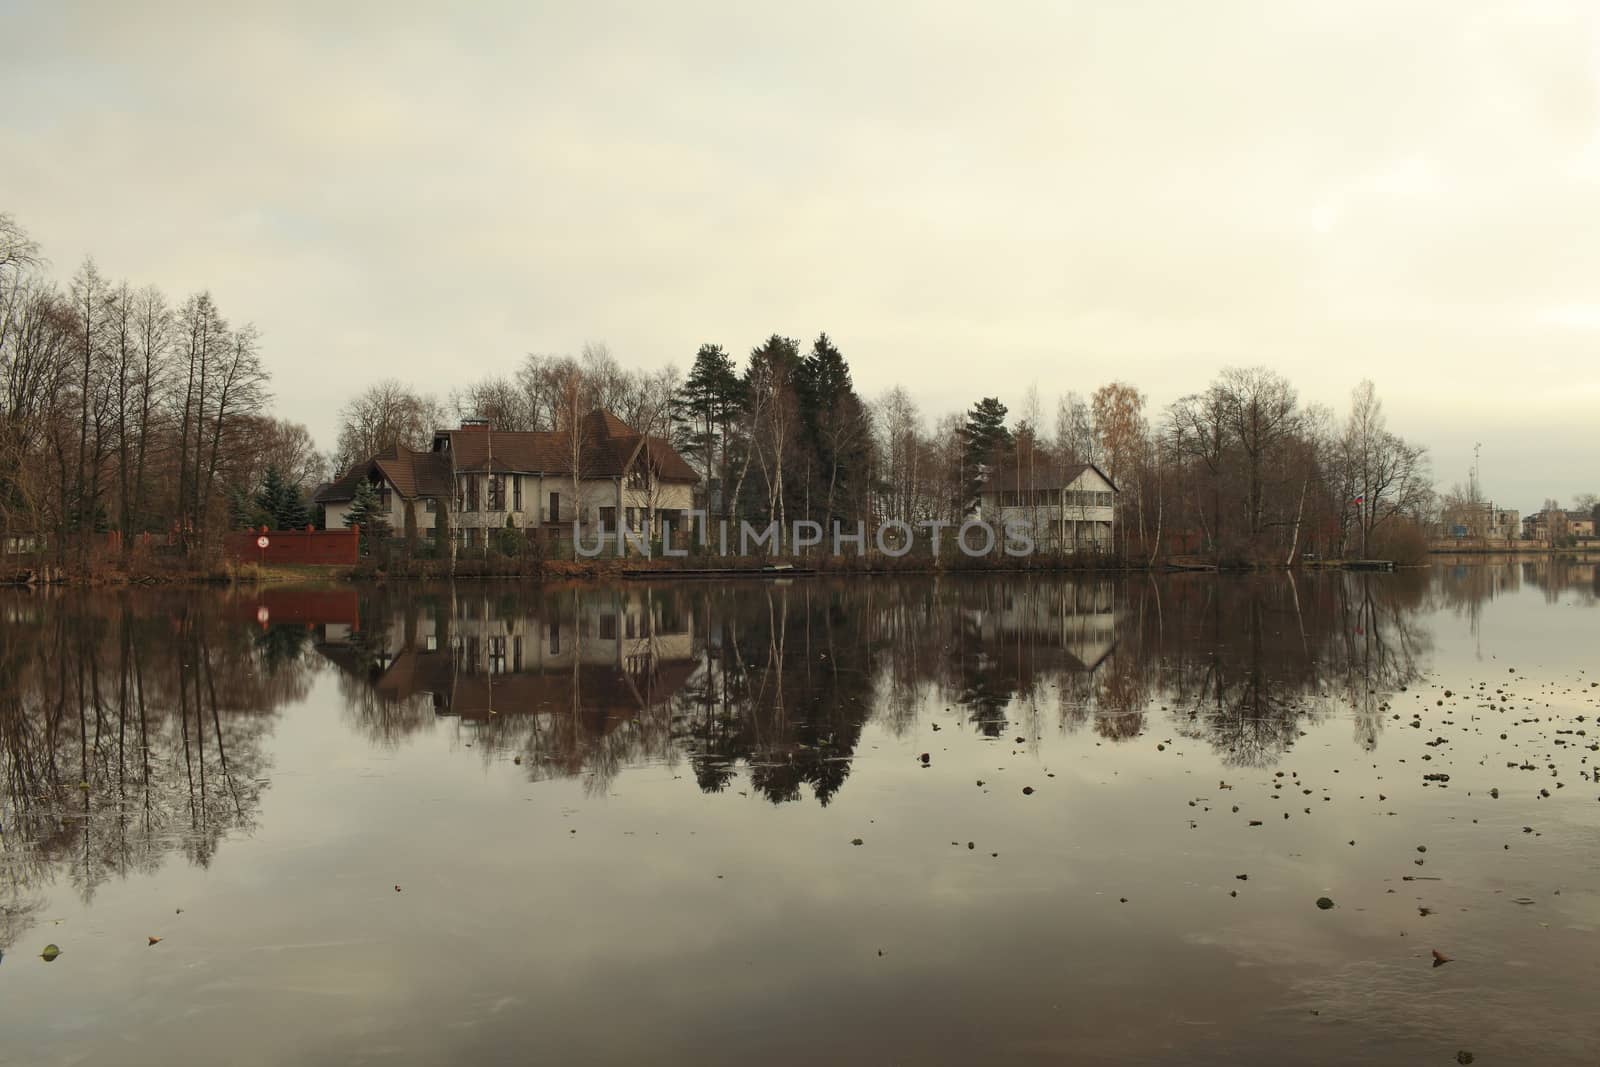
top-left (223, 527), bottom-right (360, 566)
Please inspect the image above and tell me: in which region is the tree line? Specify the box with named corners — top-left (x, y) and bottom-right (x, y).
top-left (3, 206), bottom-right (1439, 569)
top-left (342, 337), bottom-right (1434, 562)
top-left (0, 212), bottom-right (321, 566)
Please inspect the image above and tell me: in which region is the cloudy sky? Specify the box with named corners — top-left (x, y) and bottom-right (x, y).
top-left (3, 1), bottom-right (1597, 507)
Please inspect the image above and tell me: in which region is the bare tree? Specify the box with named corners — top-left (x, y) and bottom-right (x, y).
top-left (1217, 366), bottom-right (1299, 538)
top-left (129, 285), bottom-right (171, 534)
top-left (197, 323), bottom-right (268, 543)
top-left (1342, 380), bottom-right (1430, 557)
top-left (334, 379), bottom-right (445, 471)
top-left (452, 374), bottom-right (537, 431)
top-left (551, 361), bottom-right (594, 529)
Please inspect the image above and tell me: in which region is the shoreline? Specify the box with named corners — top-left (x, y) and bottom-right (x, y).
top-left (0, 553), bottom-right (1459, 588)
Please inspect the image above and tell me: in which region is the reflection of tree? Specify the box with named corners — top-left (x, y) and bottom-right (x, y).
top-left (322, 567), bottom-right (1459, 808)
top-left (0, 591), bottom-right (292, 950)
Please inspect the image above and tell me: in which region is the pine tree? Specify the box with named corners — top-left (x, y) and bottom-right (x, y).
top-left (960, 397), bottom-right (1012, 509)
top-left (227, 484), bottom-right (262, 529)
top-left (797, 333), bottom-right (868, 523)
top-left (343, 479), bottom-right (391, 552)
top-left (255, 466), bottom-right (309, 530)
top-left (677, 343), bottom-right (743, 502)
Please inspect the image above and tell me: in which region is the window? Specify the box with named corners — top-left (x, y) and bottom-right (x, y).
top-left (549, 621), bottom-right (561, 655)
top-left (512, 475), bottom-right (522, 513)
top-left (464, 476), bottom-right (479, 512)
top-left (549, 492), bottom-right (560, 522)
top-left (599, 613), bottom-right (617, 639)
top-left (424, 498), bottom-right (437, 512)
top-left (487, 475), bottom-right (503, 511)
top-left (599, 506), bottom-right (616, 530)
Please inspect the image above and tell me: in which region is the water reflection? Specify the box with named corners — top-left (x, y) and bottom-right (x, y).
top-left (1, 563), bottom-right (1595, 956)
top-left (0, 592), bottom-right (301, 949)
top-left (315, 570), bottom-right (1443, 796)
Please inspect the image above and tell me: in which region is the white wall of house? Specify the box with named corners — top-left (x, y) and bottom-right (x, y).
top-left (980, 467), bottom-right (1117, 549)
top-left (438, 473), bottom-right (698, 547)
top-left (331, 472), bottom-right (697, 544)
top-left (323, 481), bottom-right (438, 533)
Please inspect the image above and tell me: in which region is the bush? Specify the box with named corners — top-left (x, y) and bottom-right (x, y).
top-left (1372, 520), bottom-right (1429, 565)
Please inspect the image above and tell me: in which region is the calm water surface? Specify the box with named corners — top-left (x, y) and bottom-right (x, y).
top-left (2, 565), bottom-right (1598, 1066)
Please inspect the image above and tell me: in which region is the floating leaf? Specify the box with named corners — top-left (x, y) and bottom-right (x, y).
top-left (148, 936), bottom-right (162, 946)
top-left (40, 944), bottom-right (60, 962)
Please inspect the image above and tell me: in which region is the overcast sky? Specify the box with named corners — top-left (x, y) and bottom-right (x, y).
top-left (3, 1), bottom-right (1597, 508)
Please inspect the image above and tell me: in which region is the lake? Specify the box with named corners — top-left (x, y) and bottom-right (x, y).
top-left (2, 564), bottom-right (1598, 1066)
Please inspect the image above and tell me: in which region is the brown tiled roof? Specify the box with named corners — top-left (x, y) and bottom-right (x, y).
top-left (313, 447), bottom-right (452, 504)
top-left (316, 409), bottom-right (698, 504)
top-left (441, 410), bottom-right (698, 483)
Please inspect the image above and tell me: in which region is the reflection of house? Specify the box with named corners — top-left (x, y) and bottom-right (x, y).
top-left (313, 411), bottom-right (698, 551)
top-left (976, 464), bottom-right (1119, 550)
top-left (317, 592), bottom-right (697, 728)
top-left (967, 581), bottom-right (1124, 672)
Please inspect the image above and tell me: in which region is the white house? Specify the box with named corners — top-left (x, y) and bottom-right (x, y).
top-left (976, 462), bottom-right (1119, 551)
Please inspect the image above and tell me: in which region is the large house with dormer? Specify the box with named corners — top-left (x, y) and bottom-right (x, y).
top-left (313, 411), bottom-right (698, 551)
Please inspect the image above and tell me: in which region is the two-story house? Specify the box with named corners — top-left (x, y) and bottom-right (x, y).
top-left (314, 410), bottom-right (698, 551)
top-left (975, 462), bottom-right (1119, 551)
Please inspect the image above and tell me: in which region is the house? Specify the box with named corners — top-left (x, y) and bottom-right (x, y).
top-left (975, 463), bottom-right (1118, 550)
top-left (314, 410), bottom-right (698, 551)
top-left (1521, 508), bottom-right (1594, 543)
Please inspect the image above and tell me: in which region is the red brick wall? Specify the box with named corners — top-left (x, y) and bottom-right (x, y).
top-left (224, 528), bottom-right (359, 566)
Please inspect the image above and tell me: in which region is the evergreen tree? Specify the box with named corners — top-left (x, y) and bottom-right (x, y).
top-left (797, 333), bottom-right (869, 522)
top-left (343, 479), bottom-right (391, 553)
top-left (677, 343), bottom-right (743, 507)
top-left (227, 484), bottom-right (263, 529)
top-left (255, 466), bottom-right (309, 530)
top-left (960, 397), bottom-right (1012, 509)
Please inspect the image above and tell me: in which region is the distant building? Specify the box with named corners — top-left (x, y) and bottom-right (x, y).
top-left (1521, 508), bottom-right (1594, 543)
top-left (976, 463), bottom-right (1118, 550)
top-left (1439, 501), bottom-right (1519, 540)
top-left (313, 410), bottom-right (698, 551)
